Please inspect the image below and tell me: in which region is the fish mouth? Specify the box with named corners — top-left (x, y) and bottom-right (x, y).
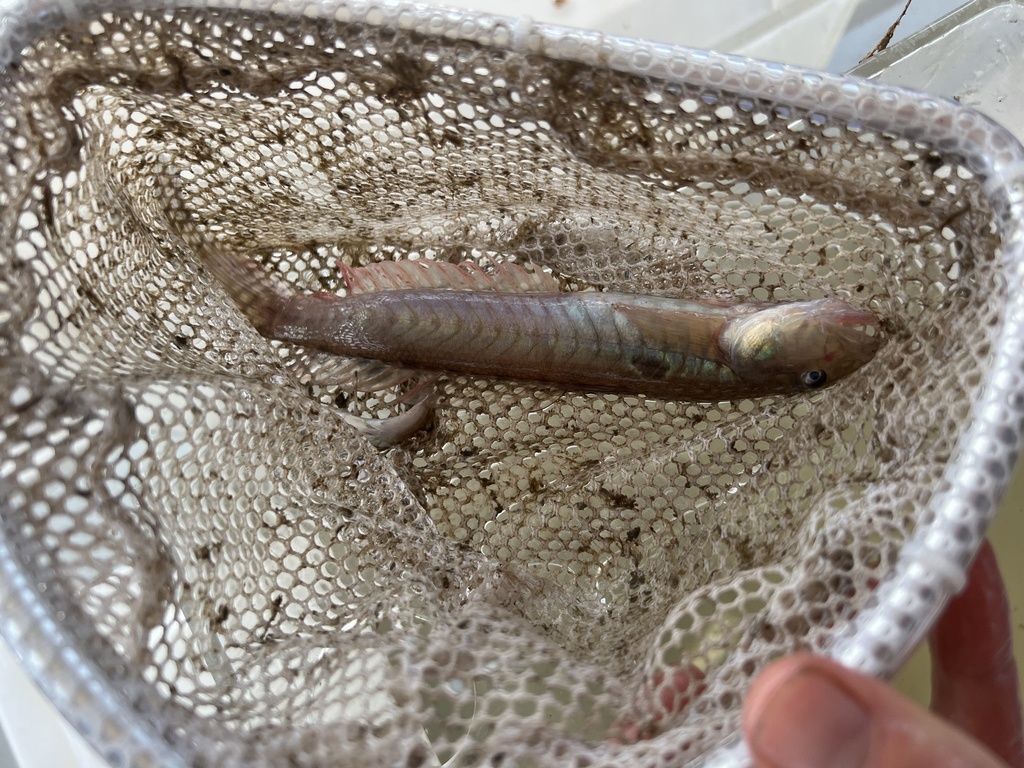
top-left (820, 301), bottom-right (883, 355)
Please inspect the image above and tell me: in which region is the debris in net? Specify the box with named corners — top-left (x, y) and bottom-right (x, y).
top-left (861, 0), bottom-right (914, 62)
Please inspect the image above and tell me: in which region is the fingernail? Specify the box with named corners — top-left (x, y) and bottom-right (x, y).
top-left (749, 667), bottom-right (871, 768)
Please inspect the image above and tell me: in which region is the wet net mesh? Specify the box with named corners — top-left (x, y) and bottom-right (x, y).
top-left (0, 3), bottom-right (1013, 766)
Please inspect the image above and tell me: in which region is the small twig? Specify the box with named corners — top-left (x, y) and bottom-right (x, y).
top-left (860, 0), bottom-right (914, 62)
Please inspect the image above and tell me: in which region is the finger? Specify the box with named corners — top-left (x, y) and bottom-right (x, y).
top-left (743, 653), bottom-right (1006, 768)
top-left (930, 539), bottom-right (1024, 767)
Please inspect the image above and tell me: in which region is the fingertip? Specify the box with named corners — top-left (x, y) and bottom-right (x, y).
top-left (743, 653), bottom-right (821, 730)
top-left (744, 654), bottom-right (1008, 768)
top-left (744, 655), bottom-right (870, 768)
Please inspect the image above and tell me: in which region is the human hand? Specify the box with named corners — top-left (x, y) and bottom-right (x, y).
top-left (743, 540), bottom-right (1024, 768)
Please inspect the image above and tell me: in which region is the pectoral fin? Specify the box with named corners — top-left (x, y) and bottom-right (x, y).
top-left (338, 387), bottom-right (436, 449)
top-left (304, 355), bottom-right (421, 392)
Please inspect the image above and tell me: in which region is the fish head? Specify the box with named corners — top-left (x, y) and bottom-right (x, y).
top-left (722, 299), bottom-right (882, 395)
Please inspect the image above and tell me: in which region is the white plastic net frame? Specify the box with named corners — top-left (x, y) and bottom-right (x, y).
top-left (2, 1), bottom-right (1024, 766)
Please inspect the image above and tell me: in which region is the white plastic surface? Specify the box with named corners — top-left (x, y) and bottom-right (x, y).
top-left (587, 0), bottom-right (861, 68)
top-left (389, 0), bottom-right (863, 68)
top-left (0, 638), bottom-right (109, 768)
top-left (853, 0), bottom-right (1024, 144)
top-left (0, 2), bottom-right (1000, 767)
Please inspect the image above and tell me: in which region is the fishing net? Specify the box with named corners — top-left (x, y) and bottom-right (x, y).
top-left (2, 2), bottom-right (1024, 766)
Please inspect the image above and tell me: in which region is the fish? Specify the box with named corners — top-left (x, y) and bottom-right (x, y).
top-left (197, 243), bottom-right (881, 442)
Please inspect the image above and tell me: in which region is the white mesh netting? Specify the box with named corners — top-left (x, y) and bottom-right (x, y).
top-left (2, 2), bottom-right (1024, 766)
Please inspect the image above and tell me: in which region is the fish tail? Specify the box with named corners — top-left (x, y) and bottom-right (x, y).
top-left (196, 241), bottom-right (295, 336)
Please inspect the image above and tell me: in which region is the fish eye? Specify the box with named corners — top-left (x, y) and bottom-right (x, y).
top-left (800, 370), bottom-right (828, 388)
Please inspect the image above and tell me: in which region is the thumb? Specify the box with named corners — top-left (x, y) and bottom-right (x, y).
top-left (743, 653), bottom-right (1007, 768)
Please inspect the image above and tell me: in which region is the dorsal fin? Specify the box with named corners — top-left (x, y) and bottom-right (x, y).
top-left (614, 303), bottom-right (732, 366)
top-left (338, 259), bottom-right (560, 295)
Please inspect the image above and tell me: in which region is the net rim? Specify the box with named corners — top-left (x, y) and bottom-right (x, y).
top-left (1, 1), bottom-right (1024, 766)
